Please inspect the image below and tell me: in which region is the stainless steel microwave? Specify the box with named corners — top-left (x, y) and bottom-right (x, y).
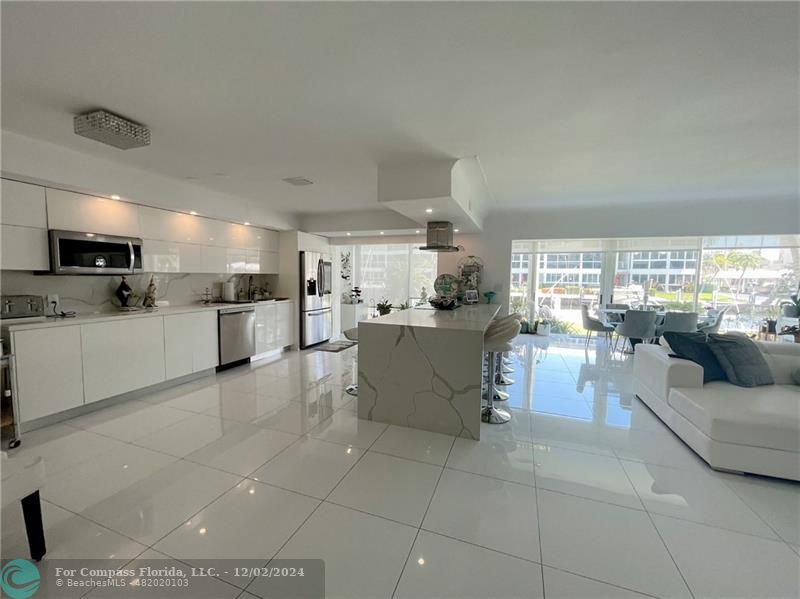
top-left (49, 229), bottom-right (143, 275)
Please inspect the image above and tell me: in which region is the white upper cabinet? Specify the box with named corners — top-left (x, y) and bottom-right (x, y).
top-left (138, 206), bottom-right (211, 245)
top-left (0, 225), bottom-right (49, 271)
top-left (1, 179), bottom-right (47, 228)
top-left (142, 239), bottom-right (204, 273)
top-left (46, 189), bottom-right (141, 237)
top-left (260, 251), bottom-right (280, 274)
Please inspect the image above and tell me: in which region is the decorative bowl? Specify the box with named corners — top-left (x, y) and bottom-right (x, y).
top-left (429, 296), bottom-right (457, 310)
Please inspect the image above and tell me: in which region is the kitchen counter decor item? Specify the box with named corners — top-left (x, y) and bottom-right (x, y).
top-left (143, 275), bottom-right (158, 308)
top-left (429, 296), bottom-right (458, 310)
top-left (376, 298), bottom-right (392, 316)
top-left (433, 274), bottom-right (458, 298)
top-left (483, 290), bottom-right (497, 304)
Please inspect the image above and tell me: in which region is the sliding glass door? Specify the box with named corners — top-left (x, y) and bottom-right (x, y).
top-left (511, 235), bottom-right (800, 338)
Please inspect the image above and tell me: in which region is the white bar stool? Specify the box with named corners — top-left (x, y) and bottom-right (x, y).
top-left (482, 320), bottom-right (521, 424)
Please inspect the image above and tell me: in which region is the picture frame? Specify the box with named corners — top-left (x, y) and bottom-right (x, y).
top-left (464, 289), bottom-right (479, 304)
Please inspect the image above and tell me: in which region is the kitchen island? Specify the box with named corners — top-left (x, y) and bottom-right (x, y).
top-left (358, 304), bottom-right (501, 440)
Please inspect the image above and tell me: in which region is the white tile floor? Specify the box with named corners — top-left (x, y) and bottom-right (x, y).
top-left (3, 337), bottom-right (799, 598)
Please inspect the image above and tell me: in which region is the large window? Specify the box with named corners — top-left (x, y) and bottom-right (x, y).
top-left (511, 236), bottom-right (800, 337)
top-left (345, 244), bottom-right (437, 308)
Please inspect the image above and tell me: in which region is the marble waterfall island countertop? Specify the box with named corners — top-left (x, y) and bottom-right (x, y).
top-left (358, 304), bottom-right (501, 440)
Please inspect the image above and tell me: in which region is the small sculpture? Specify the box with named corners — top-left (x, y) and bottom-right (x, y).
top-left (419, 286), bottom-right (428, 303)
top-left (143, 275), bottom-right (158, 308)
top-left (115, 276), bottom-right (133, 307)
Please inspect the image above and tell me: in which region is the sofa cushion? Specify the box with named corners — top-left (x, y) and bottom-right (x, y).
top-left (755, 341), bottom-right (800, 385)
top-left (708, 334), bottom-right (774, 387)
top-left (664, 332), bottom-right (727, 383)
top-left (668, 383), bottom-right (800, 452)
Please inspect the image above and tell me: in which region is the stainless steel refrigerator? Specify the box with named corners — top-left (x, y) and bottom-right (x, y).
top-left (299, 251), bottom-right (333, 348)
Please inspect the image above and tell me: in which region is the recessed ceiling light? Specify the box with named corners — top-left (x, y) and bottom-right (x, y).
top-left (282, 176), bottom-right (314, 186)
top-left (85, 233), bottom-right (95, 238)
top-left (346, 232), bottom-right (352, 236)
top-left (425, 208), bottom-right (433, 213)
top-left (415, 230), bottom-right (420, 234)
top-left (454, 228), bottom-right (460, 233)
top-left (243, 222), bottom-right (251, 226)
top-left (189, 211), bottom-right (198, 216)
top-left (110, 194), bottom-right (121, 200)
top-left (379, 231), bottom-right (385, 235)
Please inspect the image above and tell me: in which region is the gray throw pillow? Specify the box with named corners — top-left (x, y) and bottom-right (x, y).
top-left (707, 334), bottom-right (774, 387)
top-left (793, 368), bottom-right (800, 386)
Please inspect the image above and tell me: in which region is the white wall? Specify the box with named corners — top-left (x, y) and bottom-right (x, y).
top-left (438, 196), bottom-right (800, 314)
top-left (1, 130), bottom-right (298, 231)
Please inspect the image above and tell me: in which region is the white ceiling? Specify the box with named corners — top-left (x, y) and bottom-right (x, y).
top-left (2, 2), bottom-right (797, 220)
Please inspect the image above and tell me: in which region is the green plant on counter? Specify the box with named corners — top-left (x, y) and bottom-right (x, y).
top-left (376, 298), bottom-right (393, 316)
top-left (398, 301), bottom-right (411, 310)
top-left (779, 283), bottom-right (800, 317)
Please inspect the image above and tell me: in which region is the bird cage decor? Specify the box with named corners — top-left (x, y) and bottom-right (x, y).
top-left (457, 255), bottom-right (484, 294)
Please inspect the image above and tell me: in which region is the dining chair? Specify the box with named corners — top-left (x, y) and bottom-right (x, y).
top-left (581, 304), bottom-right (615, 348)
top-left (698, 306), bottom-right (729, 335)
top-left (614, 309), bottom-right (657, 353)
top-left (656, 312), bottom-right (698, 337)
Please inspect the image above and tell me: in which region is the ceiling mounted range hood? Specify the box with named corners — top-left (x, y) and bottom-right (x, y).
top-left (419, 221), bottom-right (459, 252)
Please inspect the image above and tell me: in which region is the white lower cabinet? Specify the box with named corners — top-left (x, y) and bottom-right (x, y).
top-left (164, 311), bottom-right (218, 379)
top-left (276, 301), bottom-right (293, 347)
top-left (255, 302), bottom-right (293, 354)
top-left (81, 317), bottom-right (166, 404)
top-left (255, 303), bottom-right (277, 354)
top-left (12, 325), bottom-right (84, 423)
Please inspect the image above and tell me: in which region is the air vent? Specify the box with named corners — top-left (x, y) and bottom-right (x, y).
top-left (282, 177), bottom-right (314, 186)
top-left (74, 110), bottom-right (150, 149)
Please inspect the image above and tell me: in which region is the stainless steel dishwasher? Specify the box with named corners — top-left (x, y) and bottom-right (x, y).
top-left (218, 306), bottom-right (256, 367)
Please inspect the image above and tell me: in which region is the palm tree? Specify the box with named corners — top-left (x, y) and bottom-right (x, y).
top-left (728, 252), bottom-right (765, 295)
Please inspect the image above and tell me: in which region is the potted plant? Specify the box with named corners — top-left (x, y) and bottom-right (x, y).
top-left (780, 284), bottom-right (800, 317)
top-left (376, 298), bottom-right (392, 316)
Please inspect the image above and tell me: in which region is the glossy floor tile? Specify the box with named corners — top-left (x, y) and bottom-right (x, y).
top-left (423, 468), bottom-right (540, 562)
top-left (258, 502), bottom-right (416, 599)
top-left (370, 425), bottom-right (455, 465)
top-left (542, 566), bottom-right (651, 598)
top-left (183, 423), bottom-right (298, 476)
top-left (395, 531), bottom-right (544, 599)
top-left (653, 514), bottom-right (800, 598)
top-left (534, 444), bottom-right (642, 509)
top-left (2, 500), bottom-right (146, 560)
top-left (5, 341), bottom-right (797, 599)
top-left (250, 437), bottom-right (362, 499)
top-left (328, 451), bottom-right (441, 526)
top-left (537, 489), bottom-right (691, 598)
top-left (154, 479), bottom-right (319, 582)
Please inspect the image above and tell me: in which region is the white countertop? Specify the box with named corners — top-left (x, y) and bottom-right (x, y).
top-left (1, 299), bottom-right (293, 332)
top-left (362, 304), bottom-right (501, 332)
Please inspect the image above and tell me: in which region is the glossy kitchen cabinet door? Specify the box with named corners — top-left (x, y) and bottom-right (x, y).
top-left (255, 303), bottom-right (277, 354)
top-left (81, 317), bottom-right (165, 403)
top-left (0, 224), bottom-right (49, 271)
top-left (12, 325), bottom-right (84, 422)
top-left (164, 311), bottom-right (218, 378)
top-left (46, 189), bottom-right (141, 237)
top-left (1, 179), bottom-right (47, 228)
top-left (276, 301), bottom-right (293, 347)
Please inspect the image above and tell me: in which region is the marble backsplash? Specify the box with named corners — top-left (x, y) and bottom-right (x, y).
top-left (0, 271), bottom-right (279, 315)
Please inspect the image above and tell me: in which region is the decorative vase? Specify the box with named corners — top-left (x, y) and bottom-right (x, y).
top-left (766, 319), bottom-right (778, 334)
top-left (483, 291), bottom-right (496, 304)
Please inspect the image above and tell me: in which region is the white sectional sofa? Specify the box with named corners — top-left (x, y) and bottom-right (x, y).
top-left (633, 341), bottom-right (800, 481)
